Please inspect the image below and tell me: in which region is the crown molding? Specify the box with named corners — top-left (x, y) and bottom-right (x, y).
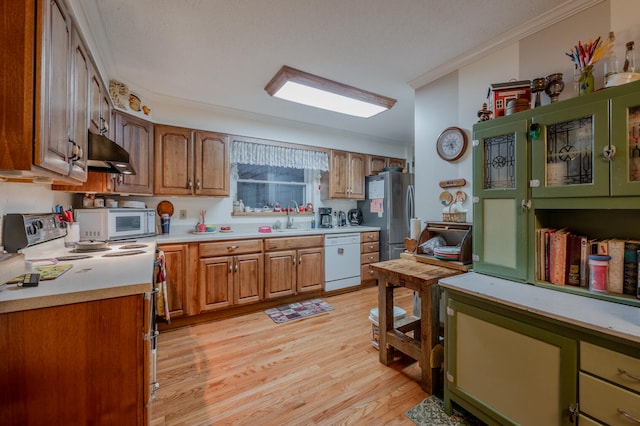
top-left (409, 0), bottom-right (606, 89)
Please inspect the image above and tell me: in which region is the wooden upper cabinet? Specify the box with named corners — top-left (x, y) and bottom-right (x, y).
top-left (89, 68), bottom-right (102, 133)
top-left (366, 155), bottom-right (406, 176)
top-left (155, 126), bottom-right (230, 196)
top-left (387, 157), bottom-right (406, 169)
top-left (194, 131), bottom-right (230, 196)
top-left (349, 152), bottom-right (366, 199)
top-left (114, 111), bottom-right (154, 194)
top-left (367, 155), bottom-right (387, 176)
top-left (67, 25), bottom-right (89, 181)
top-left (35, 0), bottom-right (72, 177)
top-left (154, 124), bottom-right (193, 195)
top-left (323, 150), bottom-right (365, 200)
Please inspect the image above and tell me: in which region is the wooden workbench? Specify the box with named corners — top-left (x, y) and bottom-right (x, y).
top-left (369, 258), bottom-right (463, 394)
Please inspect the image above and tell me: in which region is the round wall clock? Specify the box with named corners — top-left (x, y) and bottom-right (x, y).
top-left (436, 126), bottom-right (468, 161)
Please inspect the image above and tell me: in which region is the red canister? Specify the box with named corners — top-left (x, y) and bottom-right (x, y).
top-left (588, 255), bottom-right (610, 292)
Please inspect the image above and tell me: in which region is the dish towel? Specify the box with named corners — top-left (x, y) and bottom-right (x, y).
top-left (154, 249), bottom-right (171, 323)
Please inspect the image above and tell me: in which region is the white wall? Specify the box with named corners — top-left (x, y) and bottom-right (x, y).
top-left (413, 0), bottom-right (639, 229)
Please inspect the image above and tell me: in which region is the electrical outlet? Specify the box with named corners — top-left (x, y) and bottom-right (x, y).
top-left (179, 209), bottom-right (187, 220)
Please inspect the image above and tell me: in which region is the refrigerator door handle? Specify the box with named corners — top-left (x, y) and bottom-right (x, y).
top-left (406, 184), bottom-right (415, 233)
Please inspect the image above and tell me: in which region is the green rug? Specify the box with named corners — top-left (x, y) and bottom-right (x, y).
top-left (405, 395), bottom-right (484, 426)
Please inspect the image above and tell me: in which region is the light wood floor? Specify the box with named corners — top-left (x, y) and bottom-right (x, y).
top-left (150, 286), bottom-right (428, 425)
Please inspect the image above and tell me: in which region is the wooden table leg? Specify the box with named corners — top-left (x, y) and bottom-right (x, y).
top-left (419, 284), bottom-right (438, 394)
top-left (378, 278), bottom-right (394, 365)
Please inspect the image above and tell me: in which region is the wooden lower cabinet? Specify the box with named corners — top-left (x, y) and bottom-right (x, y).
top-left (445, 294), bottom-right (577, 425)
top-left (0, 295), bottom-right (149, 425)
top-left (198, 239), bottom-right (264, 312)
top-left (360, 231), bottom-right (379, 284)
top-left (264, 235), bottom-right (324, 299)
top-left (264, 250), bottom-right (297, 299)
top-left (159, 243), bottom-right (190, 318)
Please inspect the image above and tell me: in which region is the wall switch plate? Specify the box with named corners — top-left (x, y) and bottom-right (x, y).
top-left (179, 209), bottom-right (187, 220)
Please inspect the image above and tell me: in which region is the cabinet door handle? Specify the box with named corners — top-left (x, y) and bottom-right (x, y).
top-left (227, 245), bottom-right (238, 251)
top-left (299, 255), bottom-right (302, 264)
top-left (292, 256), bottom-right (296, 266)
top-left (229, 261), bottom-right (233, 274)
top-left (196, 179), bottom-right (201, 190)
top-left (368, 234), bottom-right (374, 239)
top-left (68, 139), bottom-right (81, 161)
top-left (235, 260), bottom-right (238, 272)
top-left (602, 145), bottom-right (616, 161)
top-left (618, 367), bottom-right (640, 382)
top-left (617, 408), bottom-right (640, 424)
top-left (188, 179), bottom-right (193, 190)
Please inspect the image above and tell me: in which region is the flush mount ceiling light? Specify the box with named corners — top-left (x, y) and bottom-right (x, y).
top-left (264, 66), bottom-right (397, 118)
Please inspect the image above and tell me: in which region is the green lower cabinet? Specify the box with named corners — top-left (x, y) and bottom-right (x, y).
top-left (444, 295), bottom-right (577, 425)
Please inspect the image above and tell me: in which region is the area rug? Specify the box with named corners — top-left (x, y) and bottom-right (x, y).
top-left (405, 395), bottom-right (483, 426)
top-left (265, 299), bottom-right (334, 324)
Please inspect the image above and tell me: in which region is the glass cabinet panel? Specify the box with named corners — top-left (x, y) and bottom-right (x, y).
top-left (531, 99), bottom-right (609, 198)
top-left (545, 116), bottom-right (592, 187)
top-left (483, 133), bottom-right (516, 189)
top-left (628, 106), bottom-right (640, 182)
top-left (611, 89), bottom-right (640, 196)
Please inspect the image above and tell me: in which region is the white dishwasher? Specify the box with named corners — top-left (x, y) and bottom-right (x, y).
top-left (324, 233), bottom-right (361, 291)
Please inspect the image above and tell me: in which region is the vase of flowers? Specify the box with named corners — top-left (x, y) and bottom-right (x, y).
top-left (566, 36), bottom-right (612, 96)
top-left (579, 64), bottom-right (595, 95)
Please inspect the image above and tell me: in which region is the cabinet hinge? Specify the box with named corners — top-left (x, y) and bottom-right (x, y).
top-left (529, 179), bottom-right (540, 188)
top-left (568, 403), bottom-right (579, 423)
top-left (446, 306), bottom-right (455, 317)
top-left (472, 254), bottom-right (480, 262)
top-left (472, 196), bottom-right (479, 204)
top-left (472, 139), bottom-right (479, 147)
top-left (446, 371), bottom-right (455, 383)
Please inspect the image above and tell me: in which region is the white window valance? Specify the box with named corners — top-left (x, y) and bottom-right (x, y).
top-left (231, 140), bottom-right (329, 171)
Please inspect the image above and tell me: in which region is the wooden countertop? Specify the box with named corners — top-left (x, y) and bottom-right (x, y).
top-left (369, 258), bottom-right (463, 286)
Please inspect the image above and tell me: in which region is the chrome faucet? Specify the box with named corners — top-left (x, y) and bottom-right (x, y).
top-left (286, 200), bottom-right (299, 228)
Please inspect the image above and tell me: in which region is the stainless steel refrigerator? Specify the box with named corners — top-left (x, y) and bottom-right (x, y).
top-left (357, 171), bottom-right (414, 261)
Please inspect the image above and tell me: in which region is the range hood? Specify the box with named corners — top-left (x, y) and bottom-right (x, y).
top-left (87, 131), bottom-right (136, 175)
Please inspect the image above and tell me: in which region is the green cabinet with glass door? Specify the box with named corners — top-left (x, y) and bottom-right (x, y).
top-left (473, 79), bottom-right (640, 305)
top-left (472, 114), bottom-right (530, 281)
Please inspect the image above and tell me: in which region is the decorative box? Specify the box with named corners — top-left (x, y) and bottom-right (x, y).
top-left (488, 80), bottom-right (531, 118)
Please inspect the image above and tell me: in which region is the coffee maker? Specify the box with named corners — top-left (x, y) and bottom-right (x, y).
top-left (318, 207), bottom-right (333, 228)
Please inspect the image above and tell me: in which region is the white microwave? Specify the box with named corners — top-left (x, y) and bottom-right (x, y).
top-left (76, 208), bottom-right (156, 241)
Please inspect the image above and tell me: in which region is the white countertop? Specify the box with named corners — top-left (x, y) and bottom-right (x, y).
top-left (153, 224), bottom-right (380, 244)
top-left (0, 225), bottom-right (380, 314)
top-left (0, 239), bottom-right (156, 314)
top-left (439, 272), bottom-right (640, 344)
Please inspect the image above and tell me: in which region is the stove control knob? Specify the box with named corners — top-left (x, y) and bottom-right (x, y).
top-left (34, 219), bottom-right (44, 229)
top-left (26, 223), bottom-right (38, 235)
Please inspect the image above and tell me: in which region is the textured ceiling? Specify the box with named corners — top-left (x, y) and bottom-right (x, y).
top-left (77, 0), bottom-right (570, 145)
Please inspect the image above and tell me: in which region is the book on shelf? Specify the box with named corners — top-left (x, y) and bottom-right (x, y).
top-left (623, 240), bottom-right (640, 296)
top-left (637, 249), bottom-right (640, 299)
top-left (579, 236), bottom-right (589, 288)
top-left (550, 229), bottom-right (569, 285)
top-left (566, 234), bottom-right (586, 286)
top-left (607, 239), bottom-right (625, 294)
